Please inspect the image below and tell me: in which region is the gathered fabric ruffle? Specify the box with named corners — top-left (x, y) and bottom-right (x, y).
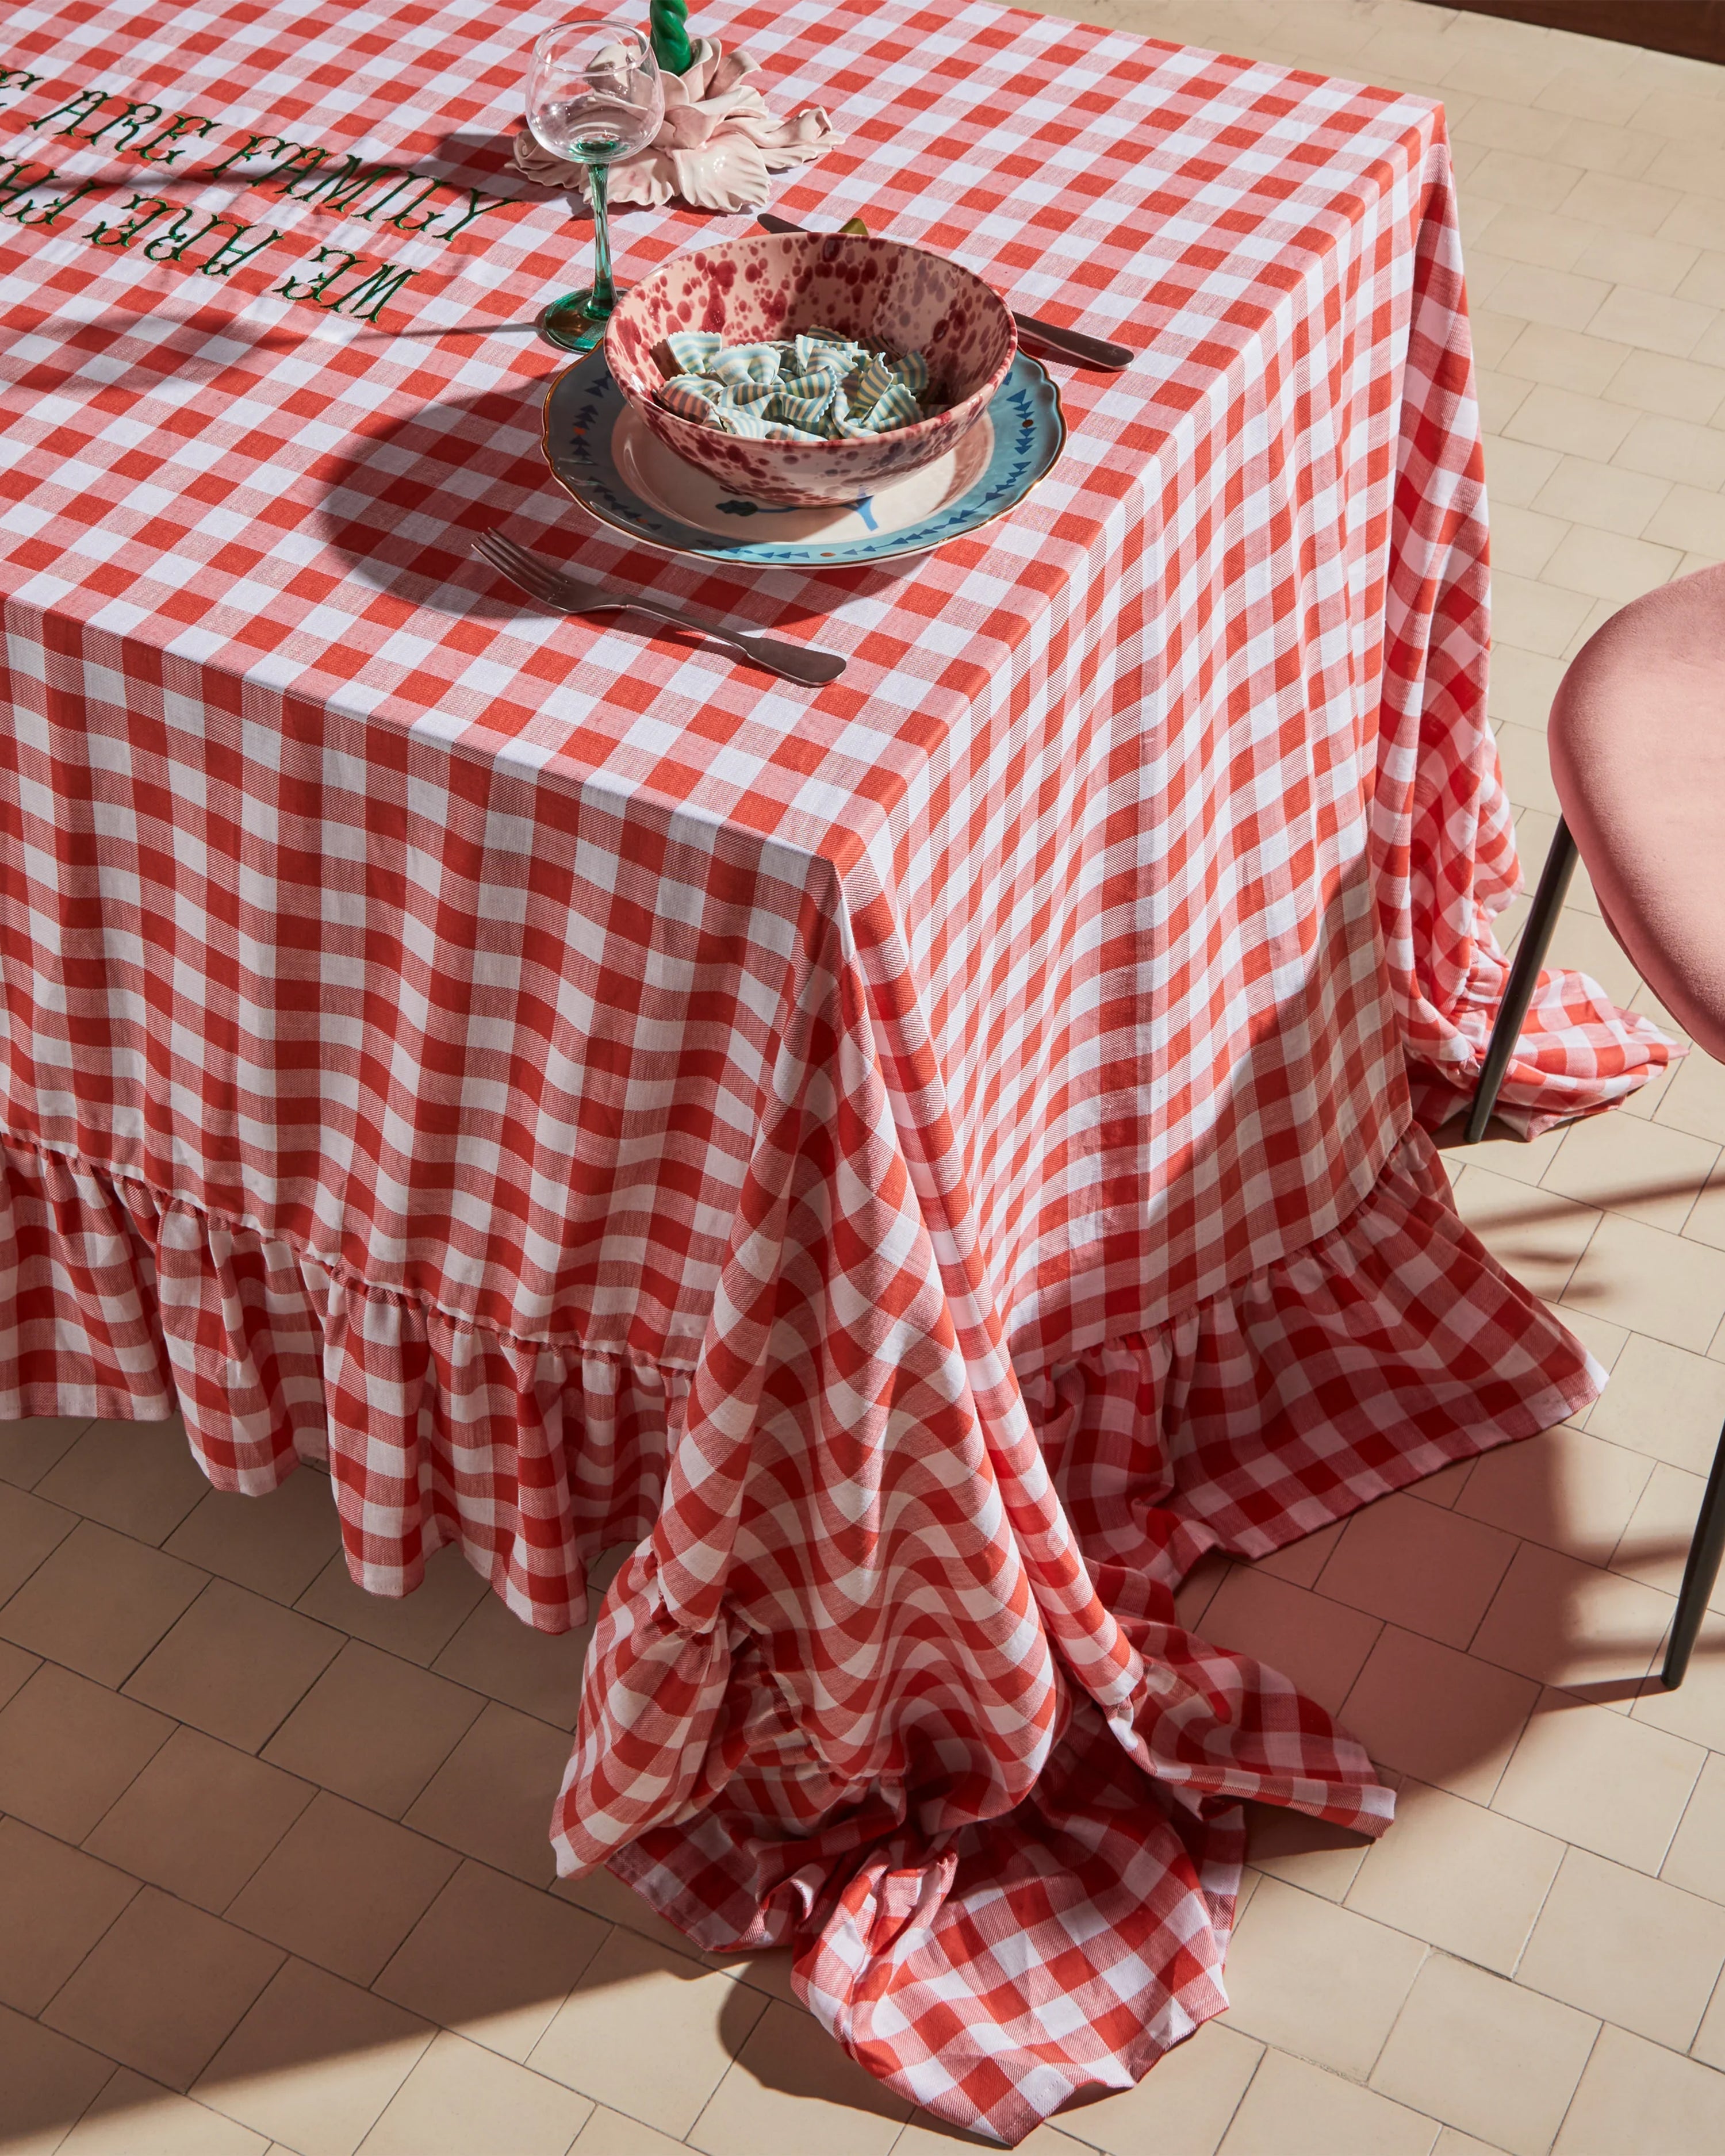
top-left (551, 1124), bottom-right (1599, 2142)
top-left (1026, 1113), bottom-right (1597, 1583)
top-left (0, 1129), bottom-right (674, 1630)
top-left (0, 1119), bottom-right (1600, 2143)
top-left (1402, 945), bottom-right (1676, 1141)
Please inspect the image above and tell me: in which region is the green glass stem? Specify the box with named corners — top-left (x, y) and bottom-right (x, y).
top-left (539, 162), bottom-right (619, 352)
top-left (585, 158), bottom-right (615, 317)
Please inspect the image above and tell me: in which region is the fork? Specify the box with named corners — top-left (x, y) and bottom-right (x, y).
top-left (755, 211), bottom-right (1137, 373)
top-left (471, 531), bottom-right (847, 686)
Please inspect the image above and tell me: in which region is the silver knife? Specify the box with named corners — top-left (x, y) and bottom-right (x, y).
top-left (756, 211), bottom-right (1136, 371)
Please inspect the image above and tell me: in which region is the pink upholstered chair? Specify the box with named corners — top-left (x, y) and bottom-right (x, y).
top-left (1466, 563), bottom-right (1725, 1690)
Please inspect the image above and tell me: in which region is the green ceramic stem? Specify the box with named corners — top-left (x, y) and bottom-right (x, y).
top-left (649, 0), bottom-right (693, 75)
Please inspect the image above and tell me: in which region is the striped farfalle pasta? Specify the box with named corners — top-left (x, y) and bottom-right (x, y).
top-left (651, 329), bottom-right (940, 442)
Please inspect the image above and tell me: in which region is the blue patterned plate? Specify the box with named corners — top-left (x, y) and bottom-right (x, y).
top-left (540, 348), bottom-right (1065, 566)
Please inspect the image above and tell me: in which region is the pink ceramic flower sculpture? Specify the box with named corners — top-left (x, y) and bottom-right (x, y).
top-left (512, 39), bottom-right (841, 213)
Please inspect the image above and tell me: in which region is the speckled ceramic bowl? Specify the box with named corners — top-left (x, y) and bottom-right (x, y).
top-left (604, 231), bottom-right (1017, 508)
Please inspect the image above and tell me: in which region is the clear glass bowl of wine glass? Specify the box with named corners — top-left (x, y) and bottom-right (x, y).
top-left (527, 20), bottom-right (664, 354)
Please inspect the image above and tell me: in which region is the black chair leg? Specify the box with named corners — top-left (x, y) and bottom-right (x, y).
top-left (1662, 1418), bottom-right (1725, 1689)
top-left (1465, 816), bottom-right (1578, 1144)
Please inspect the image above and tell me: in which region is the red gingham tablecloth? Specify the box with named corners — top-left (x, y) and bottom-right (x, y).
top-left (0, 0), bottom-right (1676, 2139)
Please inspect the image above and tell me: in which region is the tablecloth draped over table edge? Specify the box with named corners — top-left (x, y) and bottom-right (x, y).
top-left (0, 1113), bottom-right (1608, 2138)
top-left (0, 0), bottom-right (1683, 2140)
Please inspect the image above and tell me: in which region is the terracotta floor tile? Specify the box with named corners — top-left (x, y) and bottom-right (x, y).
top-left (164, 1470), bottom-right (345, 1606)
top-left (36, 1420), bottom-right (213, 1547)
top-left (225, 1791), bottom-right (459, 1986)
top-left (1548, 900), bottom-right (1645, 1008)
top-left (0, 1811), bottom-right (131, 2027)
top-left (1655, 1051), bottom-right (1725, 1147)
top-left (0, 1814), bottom-right (137, 2015)
top-left (1241, 1805), bottom-right (1375, 1904)
top-left (1610, 1460), bottom-right (1725, 1609)
top-left (1493, 716), bottom-right (1560, 808)
top-left (1315, 1495), bottom-right (1517, 1651)
top-left (1172, 1551), bottom-right (1230, 1633)
top-left (688, 1998), bottom-right (910, 2156)
top-left (1530, 450), bottom-right (1672, 535)
top-left (702, 1950), bottom-right (800, 2020)
top-left (1456, 1425), bottom-right (1651, 1563)
top-left (1563, 1212), bottom-right (1725, 1351)
top-left (1370, 1953), bottom-right (1597, 2156)
top-left (1621, 1053), bottom-right (1683, 1123)
top-left (262, 1640), bottom-right (485, 1816)
top-left (1501, 379), bottom-right (1639, 459)
top-left (1492, 1685), bottom-right (1705, 1870)
top-left (403, 1701), bottom-right (574, 1886)
top-left (374, 1858), bottom-right (607, 2062)
top-left (294, 1547), bottom-right (489, 1668)
top-left (194, 1956), bottom-right (434, 2156)
top-left (1192, 1569), bottom-right (1381, 1718)
top-left (1615, 410), bottom-right (1725, 490)
top-left (1694, 1974), bottom-right (1725, 2072)
top-left (527, 1928), bottom-right (764, 2137)
top-left (1585, 1331), bottom-right (1725, 1473)
top-left (863, 2124), bottom-right (1082, 2156)
top-left (0, 1521), bottom-right (206, 1688)
top-left (1250, 1523), bottom-right (1344, 1591)
top-left (551, 1857), bottom-right (722, 1955)
top-left (0, 1634), bottom-right (39, 1711)
top-left (1685, 1161), bottom-right (1725, 1253)
top-left (82, 1725), bottom-right (315, 1914)
top-left (1484, 640), bottom-right (1567, 731)
top-left (1469, 1540), bottom-right (1670, 1692)
top-left (1662, 1751), bottom-right (1725, 1904)
top-left (0, 2001), bottom-right (116, 2153)
top-left (1491, 499), bottom-right (1571, 578)
top-left (1631, 1608), bottom-right (1725, 1748)
top-left (123, 1579), bottom-right (342, 1753)
top-left (0, 1662), bottom-right (173, 1842)
top-left (0, 1480), bottom-right (77, 1603)
top-left (1345, 1779), bottom-right (1563, 1974)
top-left (430, 1592), bottom-right (593, 1731)
top-left (1213, 2048), bottom-right (1435, 2156)
top-left (570, 2108), bottom-right (703, 2156)
top-left (57, 2067), bottom-right (270, 2154)
top-left (1551, 2023), bottom-right (1725, 2154)
top-left (1219, 1876), bottom-right (1425, 2078)
top-left (1516, 1846), bottom-right (1725, 2046)
top-left (1451, 1165), bottom-right (1600, 1301)
top-left (43, 1885), bottom-right (285, 2092)
top-left (1404, 1458), bottom-right (1474, 1509)
top-left (1340, 1628), bottom-right (1539, 1803)
top-left (1540, 1108), bottom-right (1719, 1232)
top-left (1026, 2019), bottom-right (1262, 2156)
top-left (356, 2029), bottom-right (592, 2155)
top-left (0, 1417), bottom-right (91, 1493)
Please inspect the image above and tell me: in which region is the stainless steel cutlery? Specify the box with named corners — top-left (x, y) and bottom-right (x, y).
top-left (472, 530), bottom-right (847, 685)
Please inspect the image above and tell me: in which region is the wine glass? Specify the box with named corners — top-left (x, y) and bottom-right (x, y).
top-left (527, 20), bottom-right (664, 353)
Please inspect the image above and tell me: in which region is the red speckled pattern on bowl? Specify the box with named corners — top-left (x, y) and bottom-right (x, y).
top-left (604, 232), bottom-right (1017, 507)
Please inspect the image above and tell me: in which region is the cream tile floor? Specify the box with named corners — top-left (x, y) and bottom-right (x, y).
top-left (5, 2), bottom-right (1725, 2152)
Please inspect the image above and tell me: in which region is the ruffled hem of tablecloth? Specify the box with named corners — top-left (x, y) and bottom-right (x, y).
top-left (549, 1125), bottom-right (1603, 2144)
top-left (0, 1120), bottom-right (1601, 2145)
top-left (0, 1127), bottom-right (679, 1629)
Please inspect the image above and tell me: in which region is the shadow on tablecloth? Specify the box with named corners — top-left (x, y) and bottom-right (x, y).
top-left (315, 385), bottom-right (934, 625)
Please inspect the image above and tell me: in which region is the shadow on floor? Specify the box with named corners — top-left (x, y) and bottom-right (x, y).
top-left (0, 1360), bottom-right (1714, 2150)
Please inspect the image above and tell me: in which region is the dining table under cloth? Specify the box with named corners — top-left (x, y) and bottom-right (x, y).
top-left (0, 0), bottom-right (1681, 2140)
